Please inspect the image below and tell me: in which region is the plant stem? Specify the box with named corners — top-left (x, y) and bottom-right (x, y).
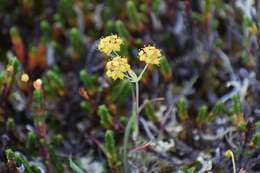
top-left (123, 81), bottom-right (139, 173)
top-left (137, 64), bottom-right (148, 81)
top-left (123, 64), bottom-right (147, 173)
top-left (112, 51), bottom-right (120, 57)
top-left (133, 81), bottom-right (139, 139)
top-left (231, 153), bottom-right (236, 173)
top-left (123, 112), bottom-right (135, 173)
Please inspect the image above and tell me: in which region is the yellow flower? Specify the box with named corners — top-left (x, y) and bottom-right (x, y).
top-left (138, 45), bottom-right (161, 65)
top-left (224, 149), bottom-right (233, 158)
top-left (106, 56), bottom-right (130, 80)
top-left (21, 73), bottom-right (29, 82)
top-left (98, 35), bottom-right (123, 55)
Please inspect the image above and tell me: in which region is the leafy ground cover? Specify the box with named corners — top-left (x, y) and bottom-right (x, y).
top-left (0, 0), bottom-right (259, 172)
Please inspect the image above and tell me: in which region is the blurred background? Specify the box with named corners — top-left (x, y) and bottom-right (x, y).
top-left (0, 0), bottom-right (259, 172)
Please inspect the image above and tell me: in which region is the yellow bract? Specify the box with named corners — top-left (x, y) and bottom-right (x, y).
top-left (224, 149), bottom-right (233, 158)
top-left (138, 46), bottom-right (161, 65)
top-left (98, 35), bottom-right (123, 55)
top-left (106, 56), bottom-right (130, 80)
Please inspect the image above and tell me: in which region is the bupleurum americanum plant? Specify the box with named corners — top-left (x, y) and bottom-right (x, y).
top-left (98, 34), bottom-right (162, 172)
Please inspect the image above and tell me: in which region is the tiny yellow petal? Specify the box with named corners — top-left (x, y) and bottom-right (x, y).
top-left (138, 45), bottom-right (161, 65)
top-left (105, 56), bottom-right (131, 80)
top-left (98, 35), bottom-right (123, 55)
top-left (21, 73), bottom-right (29, 82)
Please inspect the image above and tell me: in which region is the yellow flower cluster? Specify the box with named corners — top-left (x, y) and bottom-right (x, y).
top-left (106, 56), bottom-right (130, 80)
top-left (138, 46), bottom-right (161, 65)
top-left (98, 35), bottom-right (162, 80)
top-left (98, 35), bottom-right (123, 55)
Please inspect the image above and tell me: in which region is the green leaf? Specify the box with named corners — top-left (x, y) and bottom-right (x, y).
top-left (127, 1), bottom-right (140, 24)
top-left (69, 157), bottom-right (86, 173)
top-left (115, 20), bottom-right (130, 38)
top-left (255, 121), bottom-right (260, 128)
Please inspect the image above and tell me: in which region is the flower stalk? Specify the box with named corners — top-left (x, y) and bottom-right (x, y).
top-left (225, 149), bottom-right (236, 173)
top-left (97, 35), bottom-right (162, 172)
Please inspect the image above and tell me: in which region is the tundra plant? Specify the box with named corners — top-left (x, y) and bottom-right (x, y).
top-left (98, 34), bottom-right (162, 172)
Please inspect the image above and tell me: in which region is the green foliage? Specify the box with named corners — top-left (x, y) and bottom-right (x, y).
top-left (0, 71), bottom-right (4, 87)
top-left (127, 1), bottom-right (141, 25)
top-left (0, 1), bottom-right (259, 173)
top-left (6, 118), bottom-right (15, 131)
top-left (252, 132), bottom-right (260, 146)
top-left (255, 121), bottom-right (260, 128)
top-left (47, 143), bottom-right (64, 172)
top-left (111, 80), bottom-right (132, 105)
top-left (40, 20), bottom-right (52, 41)
top-left (80, 69), bottom-right (95, 87)
top-left (231, 93), bottom-right (241, 115)
top-left (80, 101), bottom-right (91, 113)
top-left (26, 131), bottom-right (37, 152)
top-left (43, 68), bottom-right (65, 97)
top-left (9, 56), bottom-right (19, 72)
top-left (212, 101), bottom-right (224, 116)
top-left (58, 0), bottom-right (76, 23)
top-left (196, 105), bottom-right (208, 124)
top-left (191, 12), bottom-right (203, 22)
top-left (152, 0), bottom-right (161, 14)
top-left (105, 130), bottom-right (119, 168)
top-left (180, 165), bottom-right (196, 173)
top-left (176, 97), bottom-right (188, 121)
top-left (98, 105), bottom-right (113, 128)
top-left (105, 20), bottom-right (114, 34)
top-left (10, 26), bottom-right (19, 37)
top-left (5, 149), bottom-right (40, 173)
top-left (69, 27), bottom-right (83, 54)
top-left (159, 56), bottom-right (172, 80)
top-left (144, 100), bottom-right (157, 122)
top-left (32, 87), bottom-right (48, 134)
top-left (69, 157), bottom-right (85, 173)
top-left (115, 20), bottom-right (130, 38)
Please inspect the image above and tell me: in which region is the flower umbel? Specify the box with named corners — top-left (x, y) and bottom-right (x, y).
top-left (98, 35), bottom-right (123, 55)
top-left (106, 56), bottom-right (130, 80)
top-left (138, 46), bottom-right (161, 65)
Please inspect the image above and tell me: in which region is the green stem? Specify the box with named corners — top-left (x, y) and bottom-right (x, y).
top-left (137, 64), bottom-right (148, 81)
top-left (123, 64), bottom-right (147, 173)
top-left (134, 81), bottom-right (139, 138)
top-left (112, 51), bottom-right (120, 57)
top-left (231, 153), bottom-right (236, 173)
top-left (123, 112), bottom-right (135, 173)
top-left (123, 81), bottom-right (139, 173)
